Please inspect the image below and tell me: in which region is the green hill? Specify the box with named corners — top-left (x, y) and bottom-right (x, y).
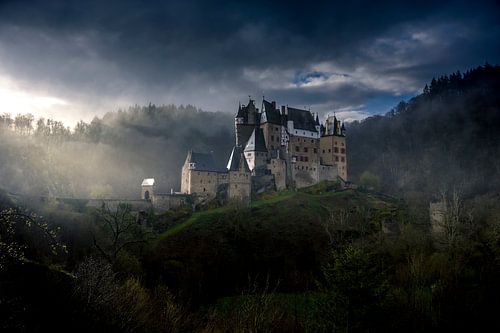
top-left (145, 187), bottom-right (403, 304)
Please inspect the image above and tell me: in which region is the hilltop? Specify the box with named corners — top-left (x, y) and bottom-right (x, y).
top-left (145, 186), bottom-right (404, 304)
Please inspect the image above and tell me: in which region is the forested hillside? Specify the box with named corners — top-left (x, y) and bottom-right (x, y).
top-left (347, 64), bottom-right (500, 200)
top-left (0, 105), bottom-right (233, 198)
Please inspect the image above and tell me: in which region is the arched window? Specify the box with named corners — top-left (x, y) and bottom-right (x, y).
top-left (144, 190), bottom-right (150, 200)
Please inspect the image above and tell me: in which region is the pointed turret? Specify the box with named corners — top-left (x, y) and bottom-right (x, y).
top-left (243, 128), bottom-right (268, 171)
top-left (333, 115), bottom-right (338, 135)
top-left (227, 146), bottom-right (250, 172)
top-left (244, 128), bottom-right (268, 153)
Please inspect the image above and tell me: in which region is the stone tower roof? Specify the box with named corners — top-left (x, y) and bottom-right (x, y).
top-left (236, 99), bottom-right (259, 124)
top-left (227, 146), bottom-right (250, 172)
top-left (261, 99), bottom-right (282, 125)
top-left (244, 128), bottom-right (268, 152)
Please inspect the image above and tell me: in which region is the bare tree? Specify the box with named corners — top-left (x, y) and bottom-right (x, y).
top-left (322, 208), bottom-right (350, 245)
top-left (432, 188), bottom-right (473, 252)
top-left (91, 203), bottom-right (146, 264)
top-left (74, 256), bottom-right (118, 311)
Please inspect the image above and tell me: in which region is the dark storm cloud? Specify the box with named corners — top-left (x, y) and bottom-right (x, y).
top-left (0, 0), bottom-right (498, 123)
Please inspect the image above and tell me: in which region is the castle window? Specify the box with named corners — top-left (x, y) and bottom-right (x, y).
top-left (295, 146), bottom-right (299, 152)
top-left (335, 141), bottom-right (338, 145)
top-left (322, 149), bottom-right (325, 153)
top-left (313, 148), bottom-right (317, 153)
top-left (271, 135), bottom-right (274, 141)
top-left (335, 156), bottom-right (339, 162)
top-left (341, 142), bottom-right (344, 146)
top-left (303, 131), bottom-right (305, 135)
top-left (304, 147), bottom-right (308, 153)
top-left (341, 148), bottom-right (346, 154)
top-left (334, 147), bottom-right (339, 153)
top-left (302, 166), bottom-right (304, 170)
top-left (311, 140), bottom-right (314, 143)
top-left (275, 127), bottom-right (278, 131)
top-left (304, 156), bottom-right (308, 162)
top-left (203, 188), bottom-right (206, 192)
top-left (200, 179), bottom-right (203, 183)
top-left (341, 157), bottom-right (345, 162)
top-left (306, 166), bottom-right (308, 170)
top-left (328, 149), bottom-right (331, 153)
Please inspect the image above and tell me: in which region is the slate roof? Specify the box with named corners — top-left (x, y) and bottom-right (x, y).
top-left (186, 151), bottom-right (226, 172)
top-left (244, 128), bottom-right (268, 152)
top-left (287, 107), bottom-right (318, 132)
top-left (261, 99), bottom-right (282, 125)
top-left (236, 99), bottom-right (259, 124)
top-left (236, 103), bottom-right (245, 118)
top-left (226, 146), bottom-right (250, 172)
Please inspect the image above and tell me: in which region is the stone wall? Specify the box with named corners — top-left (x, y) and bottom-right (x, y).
top-left (186, 170), bottom-right (226, 198)
top-left (268, 158), bottom-right (287, 190)
top-left (318, 164), bottom-right (338, 182)
top-left (228, 170), bottom-right (251, 201)
top-left (261, 123), bottom-right (282, 151)
top-left (153, 194), bottom-right (189, 211)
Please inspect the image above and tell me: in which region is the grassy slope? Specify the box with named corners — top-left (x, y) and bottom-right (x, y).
top-left (157, 188), bottom-right (401, 241)
top-left (146, 187), bottom-right (403, 303)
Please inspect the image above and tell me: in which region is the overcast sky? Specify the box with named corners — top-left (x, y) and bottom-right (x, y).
top-left (0, 0), bottom-right (498, 125)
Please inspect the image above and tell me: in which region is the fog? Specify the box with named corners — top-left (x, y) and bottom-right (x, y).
top-left (0, 104), bottom-right (234, 198)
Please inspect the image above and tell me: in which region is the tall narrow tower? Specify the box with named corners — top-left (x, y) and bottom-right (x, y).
top-left (235, 98), bottom-right (260, 147)
top-left (319, 116), bottom-right (347, 181)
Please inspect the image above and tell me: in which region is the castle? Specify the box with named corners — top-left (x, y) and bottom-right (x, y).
top-left (178, 98), bottom-right (347, 202)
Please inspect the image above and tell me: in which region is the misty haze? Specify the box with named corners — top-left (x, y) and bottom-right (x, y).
top-left (0, 1), bottom-right (499, 332)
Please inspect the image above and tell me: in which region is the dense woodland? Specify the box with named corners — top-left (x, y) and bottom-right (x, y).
top-left (1, 64), bottom-right (499, 332)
